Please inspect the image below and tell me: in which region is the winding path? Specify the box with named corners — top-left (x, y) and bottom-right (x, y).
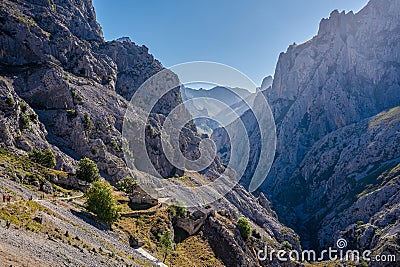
top-left (0, 178), bottom-right (167, 267)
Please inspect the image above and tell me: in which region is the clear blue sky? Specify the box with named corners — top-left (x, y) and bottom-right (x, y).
top-left (93, 0), bottom-right (369, 86)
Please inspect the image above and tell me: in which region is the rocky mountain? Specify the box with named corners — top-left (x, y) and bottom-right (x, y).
top-left (181, 86), bottom-right (252, 106)
top-left (214, 0), bottom-right (400, 260)
top-left (0, 0), bottom-right (300, 266)
top-left (181, 86), bottom-right (256, 134)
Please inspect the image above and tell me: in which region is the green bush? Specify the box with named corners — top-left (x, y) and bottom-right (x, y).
top-left (116, 176), bottom-right (137, 193)
top-left (76, 157), bottom-right (100, 183)
top-left (5, 97), bottom-right (14, 107)
top-left (66, 109), bottom-right (77, 118)
top-left (110, 140), bottom-right (121, 151)
top-left (168, 202), bottom-right (187, 219)
top-left (159, 230), bottom-right (173, 263)
top-left (19, 102), bottom-right (27, 112)
top-left (20, 114), bottom-right (30, 130)
top-left (85, 180), bottom-right (121, 226)
top-left (281, 241), bottom-right (293, 250)
top-left (237, 217), bottom-right (251, 241)
top-left (29, 148), bottom-right (56, 168)
top-left (83, 112), bottom-right (93, 130)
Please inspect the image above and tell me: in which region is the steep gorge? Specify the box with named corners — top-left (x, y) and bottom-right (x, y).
top-left (215, 0), bottom-right (400, 257)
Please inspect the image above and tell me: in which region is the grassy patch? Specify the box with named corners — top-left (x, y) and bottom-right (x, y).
top-left (0, 200), bottom-right (53, 232)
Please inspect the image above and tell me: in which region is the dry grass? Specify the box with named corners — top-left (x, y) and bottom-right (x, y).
top-left (117, 206), bottom-right (224, 267)
top-left (167, 235), bottom-right (224, 267)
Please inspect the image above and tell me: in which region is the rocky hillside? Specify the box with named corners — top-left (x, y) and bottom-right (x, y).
top-left (0, 0), bottom-right (161, 182)
top-left (0, 0), bottom-right (301, 266)
top-left (263, 0), bottom-right (400, 198)
top-left (214, 0), bottom-right (400, 259)
top-left (264, 0), bottom-right (400, 254)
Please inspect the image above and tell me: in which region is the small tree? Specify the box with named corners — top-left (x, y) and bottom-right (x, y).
top-left (167, 202), bottom-right (187, 219)
top-left (237, 217), bottom-right (251, 241)
top-left (159, 230), bottom-right (173, 263)
top-left (116, 176), bottom-right (137, 193)
top-left (76, 157), bottom-right (100, 182)
top-left (175, 203), bottom-right (187, 218)
top-left (29, 148), bottom-right (56, 168)
top-left (85, 180), bottom-right (121, 226)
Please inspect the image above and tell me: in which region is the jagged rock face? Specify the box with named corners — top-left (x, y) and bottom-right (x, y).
top-left (330, 163), bottom-right (400, 266)
top-left (0, 0), bottom-right (164, 181)
top-left (97, 38), bottom-right (163, 101)
top-left (259, 0), bottom-right (400, 252)
top-left (213, 0), bottom-right (400, 254)
top-left (283, 107), bottom-right (400, 251)
top-left (265, 0), bottom-right (400, 195)
top-left (204, 185), bottom-right (300, 267)
top-left (0, 77), bottom-right (74, 171)
top-left (0, 0), bottom-right (223, 183)
top-left (0, 0), bottom-right (115, 83)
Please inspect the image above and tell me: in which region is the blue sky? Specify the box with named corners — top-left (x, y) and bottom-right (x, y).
top-left (93, 0), bottom-right (369, 86)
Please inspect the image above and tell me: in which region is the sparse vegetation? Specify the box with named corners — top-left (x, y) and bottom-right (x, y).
top-left (18, 102), bottom-right (28, 112)
top-left (0, 200), bottom-right (52, 232)
top-left (29, 148), bottom-right (56, 169)
top-left (66, 109), bottom-right (77, 118)
top-left (5, 96), bottom-right (15, 107)
top-left (237, 217), bottom-right (251, 241)
top-left (19, 114), bottom-right (30, 129)
top-left (85, 180), bottom-right (121, 226)
top-left (159, 230), bottom-right (173, 263)
top-left (83, 112), bottom-right (93, 130)
top-left (110, 140), bottom-right (121, 151)
top-left (76, 157), bottom-right (100, 183)
top-left (281, 240), bottom-right (293, 250)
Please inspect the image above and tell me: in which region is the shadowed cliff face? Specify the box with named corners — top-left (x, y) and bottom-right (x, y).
top-left (214, 0), bottom-right (400, 255)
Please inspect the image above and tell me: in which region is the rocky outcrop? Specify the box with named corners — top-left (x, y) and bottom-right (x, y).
top-left (0, 0), bottom-right (351, 265)
top-left (97, 37), bottom-right (163, 101)
top-left (213, 0), bottom-right (400, 255)
top-left (260, 0), bottom-right (400, 252)
top-left (333, 163), bottom-right (400, 266)
top-left (0, 0), bottom-right (213, 183)
top-left (282, 106), bottom-right (400, 251)
top-left (264, 0), bottom-right (400, 198)
top-left (0, 76), bottom-right (75, 171)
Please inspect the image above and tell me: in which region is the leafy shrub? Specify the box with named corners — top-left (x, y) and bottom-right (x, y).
top-left (116, 176), bottom-right (137, 193)
top-left (19, 102), bottom-right (27, 112)
top-left (237, 217), bottom-right (251, 241)
top-left (159, 230), bottom-right (173, 262)
top-left (168, 202), bottom-right (187, 219)
top-left (83, 112), bottom-right (93, 130)
top-left (5, 97), bottom-right (14, 107)
top-left (29, 148), bottom-right (56, 168)
top-left (76, 157), bottom-right (100, 183)
top-left (110, 140), bottom-right (121, 151)
top-left (20, 114), bottom-right (30, 130)
top-left (281, 241), bottom-right (293, 250)
top-left (66, 109), bottom-right (77, 118)
top-left (85, 180), bottom-right (121, 226)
